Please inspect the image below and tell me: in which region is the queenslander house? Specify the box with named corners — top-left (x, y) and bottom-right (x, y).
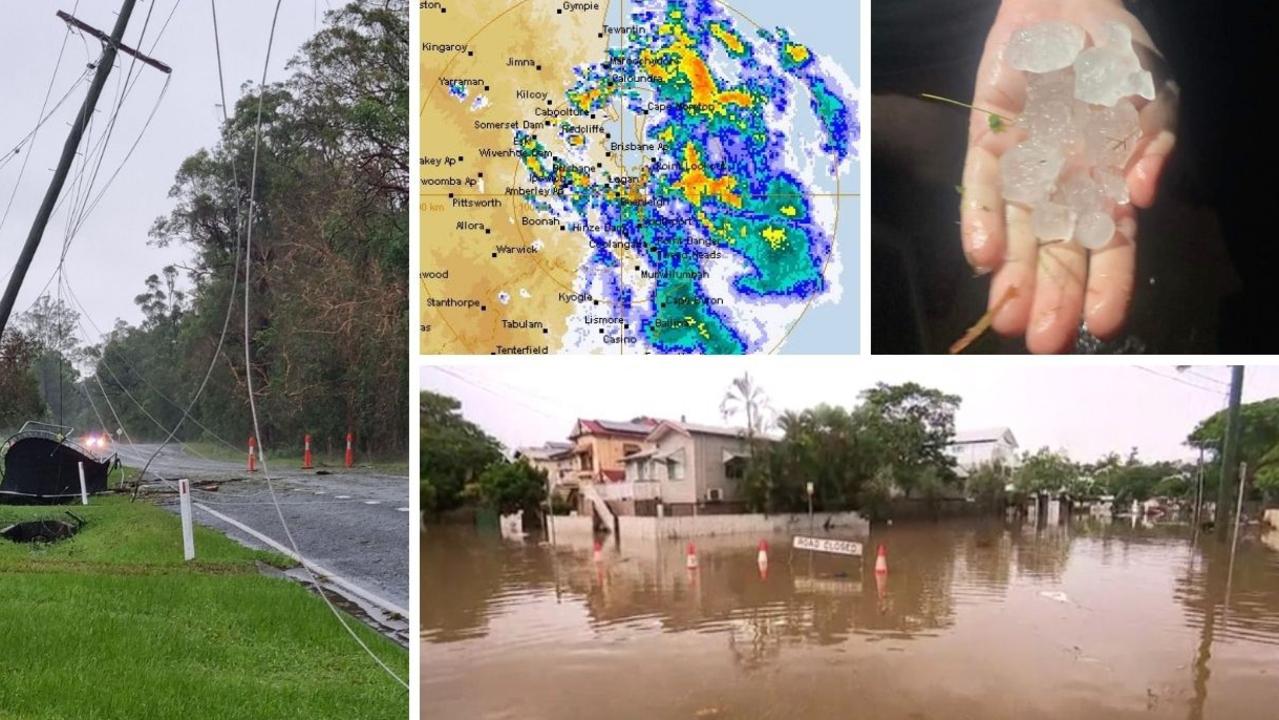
top-left (517, 417), bottom-right (770, 529)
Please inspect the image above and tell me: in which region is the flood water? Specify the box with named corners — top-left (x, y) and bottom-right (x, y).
top-left (423, 518), bottom-right (1279, 719)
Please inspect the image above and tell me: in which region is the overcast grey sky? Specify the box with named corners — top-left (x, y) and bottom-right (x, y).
top-left (2, 1), bottom-right (330, 340)
top-left (422, 361), bottom-right (1279, 463)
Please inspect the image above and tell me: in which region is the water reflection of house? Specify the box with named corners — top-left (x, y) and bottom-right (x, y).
top-left (947, 427), bottom-right (1019, 476)
top-left (513, 442), bottom-right (575, 495)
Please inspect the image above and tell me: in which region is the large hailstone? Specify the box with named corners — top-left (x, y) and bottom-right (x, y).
top-left (1001, 141), bottom-right (1065, 205)
top-left (997, 19), bottom-right (1149, 252)
top-left (1006, 21), bottom-right (1086, 73)
top-left (1075, 211), bottom-right (1115, 250)
top-left (1081, 99), bottom-right (1140, 169)
top-left (1073, 22), bottom-right (1156, 107)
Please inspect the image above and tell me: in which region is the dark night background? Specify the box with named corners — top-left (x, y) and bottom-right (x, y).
top-left (871, 1), bottom-right (1268, 354)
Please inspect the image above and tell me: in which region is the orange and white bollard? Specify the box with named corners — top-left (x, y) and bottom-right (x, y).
top-left (247, 436), bottom-right (258, 473)
top-left (686, 542), bottom-right (699, 570)
top-left (302, 434), bottom-right (314, 470)
top-left (874, 543), bottom-right (889, 575)
top-left (757, 539), bottom-right (769, 580)
top-left (344, 432), bottom-right (354, 469)
top-left (593, 539), bottom-right (603, 562)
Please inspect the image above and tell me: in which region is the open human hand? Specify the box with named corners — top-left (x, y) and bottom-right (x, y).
top-left (959, 0), bottom-right (1177, 353)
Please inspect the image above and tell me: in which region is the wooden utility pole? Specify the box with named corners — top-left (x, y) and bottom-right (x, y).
top-left (0, 3), bottom-right (171, 336)
top-left (1215, 366), bottom-right (1246, 541)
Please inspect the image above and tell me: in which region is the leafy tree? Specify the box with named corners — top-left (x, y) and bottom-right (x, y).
top-left (1154, 473), bottom-right (1192, 499)
top-left (0, 330), bottom-right (45, 429)
top-left (474, 462), bottom-right (548, 516)
top-left (20, 2), bottom-right (414, 457)
top-left (420, 476), bottom-right (438, 514)
top-left (14, 295), bottom-right (92, 428)
top-left (965, 461), bottom-right (1009, 511)
top-left (855, 382), bottom-right (961, 494)
top-left (1013, 448), bottom-right (1077, 495)
top-left (1188, 397), bottom-right (1279, 503)
top-left (743, 381), bottom-right (963, 515)
top-left (421, 391), bottom-right (503, 512)
top-left (856, 466), bottom-right (895, 522)
top-left (1100, 457), bottom-right (1187, 506)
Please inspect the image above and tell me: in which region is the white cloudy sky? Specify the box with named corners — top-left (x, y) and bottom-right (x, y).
top-left (422, 361), bottom-right (1279, 463)
top-left (2, 1), bottom-right (332, 337)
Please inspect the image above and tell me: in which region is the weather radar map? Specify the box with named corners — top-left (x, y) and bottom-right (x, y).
top-left (421, 0), bottom-right (860, 354)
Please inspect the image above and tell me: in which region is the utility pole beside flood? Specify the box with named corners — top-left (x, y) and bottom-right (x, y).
top-left (1215, 366), bottom-right (1246, 540)
top-left (0, 2), bottom-right (170, 336)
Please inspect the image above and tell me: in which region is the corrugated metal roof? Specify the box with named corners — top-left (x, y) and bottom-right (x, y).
top-left (952, 427), bottom-right (1015, 445)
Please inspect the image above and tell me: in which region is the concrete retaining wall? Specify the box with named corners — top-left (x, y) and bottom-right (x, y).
top-left (549, 515), bottom-right (595, 538)
top-left (618, 511), bottom-right (868, 539)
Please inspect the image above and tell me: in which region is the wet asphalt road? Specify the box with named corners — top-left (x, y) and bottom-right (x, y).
top-left (116, 443), bottom-right (409, 612)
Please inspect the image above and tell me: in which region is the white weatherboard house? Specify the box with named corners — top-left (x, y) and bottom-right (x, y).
top-left (947, 427), bottom-right (1019, 476)
top-left (513, 441), bottom-right (576, 492)
top-left (617, 420), bottom-right (764, 515)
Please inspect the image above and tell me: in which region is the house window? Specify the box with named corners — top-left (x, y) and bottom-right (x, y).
top-left (668, 458), bottom-right (684, 480)
top-left (622, 443), bottom-right (641, 457)
top-left (725, 457), bottom-right (745, 480)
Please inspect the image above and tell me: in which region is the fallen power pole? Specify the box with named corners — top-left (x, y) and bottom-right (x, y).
top-left (0, 2), bottom-right (172, 337)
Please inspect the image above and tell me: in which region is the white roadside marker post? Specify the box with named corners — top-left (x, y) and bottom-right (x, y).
top-left (77, 461), bottom-right (88, 505)
top-left (179, 478), bottom-right (196, 561)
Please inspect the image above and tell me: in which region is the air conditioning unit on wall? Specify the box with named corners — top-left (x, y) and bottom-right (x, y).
top-left (707, 488), bottom-right (723, 502)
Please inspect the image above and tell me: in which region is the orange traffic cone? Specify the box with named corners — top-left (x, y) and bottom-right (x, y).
top-left (344, 432), bottom-right (354, 469)
top-left (302, 434), bottom-right (314, 470)
top-left (686, 542), bottom-right (699, 570)
top-left (247, 437), bottom-right (258, 473)
top-left (874, 543), bottom-right (888, 575)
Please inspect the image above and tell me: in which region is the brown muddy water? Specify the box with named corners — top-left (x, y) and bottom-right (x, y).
top-left (423, 518), bottom-right (1279, 720)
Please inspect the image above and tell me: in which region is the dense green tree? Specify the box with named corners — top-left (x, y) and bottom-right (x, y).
top-left (421, 391), bottom-right (503, 512)
top-left (965, 461), bottom-right (1010, 511)
top-left (0, 330), bottom-right (45, 430)
top-left (854, 382), bottom-right (961, 494)
top-left (474, 462), bottom-right (548, 516)
top-left (11, 296), bottom-right (93, 429)
top-left (742, 381), bottom-right (962, 514)
top-left (1188, 398), bottom-right (1279, 502)
top-left (4, 2), bottom-right (415, 458)
top-left (1094, 454), bottom-right (1187, 506)
top-left (1013, 448), bottom-right (1077, 495)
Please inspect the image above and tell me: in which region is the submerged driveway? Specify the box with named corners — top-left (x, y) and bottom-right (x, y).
top-left (116, 443), bottom-right (409, 614)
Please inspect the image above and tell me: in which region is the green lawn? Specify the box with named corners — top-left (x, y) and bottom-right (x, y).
top-left (0, 496), bottom-right (408, 719)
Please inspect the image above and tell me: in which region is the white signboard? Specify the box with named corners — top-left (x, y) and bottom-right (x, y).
top-left (792, 535), bottom-right (863, 557)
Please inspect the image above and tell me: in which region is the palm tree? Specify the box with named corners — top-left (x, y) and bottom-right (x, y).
top-left (720, 372), bottom-right (770, 441)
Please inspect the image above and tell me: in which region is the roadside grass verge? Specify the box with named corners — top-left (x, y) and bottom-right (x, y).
top-left (0, 496), bottom-right (408, 719)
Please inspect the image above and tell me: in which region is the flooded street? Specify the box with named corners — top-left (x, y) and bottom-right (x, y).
top-left (423, 519), bottom-right (1279, 719)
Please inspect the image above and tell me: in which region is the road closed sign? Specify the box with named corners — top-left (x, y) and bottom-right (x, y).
top-left (792, 535), bottom-right (863, 557)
